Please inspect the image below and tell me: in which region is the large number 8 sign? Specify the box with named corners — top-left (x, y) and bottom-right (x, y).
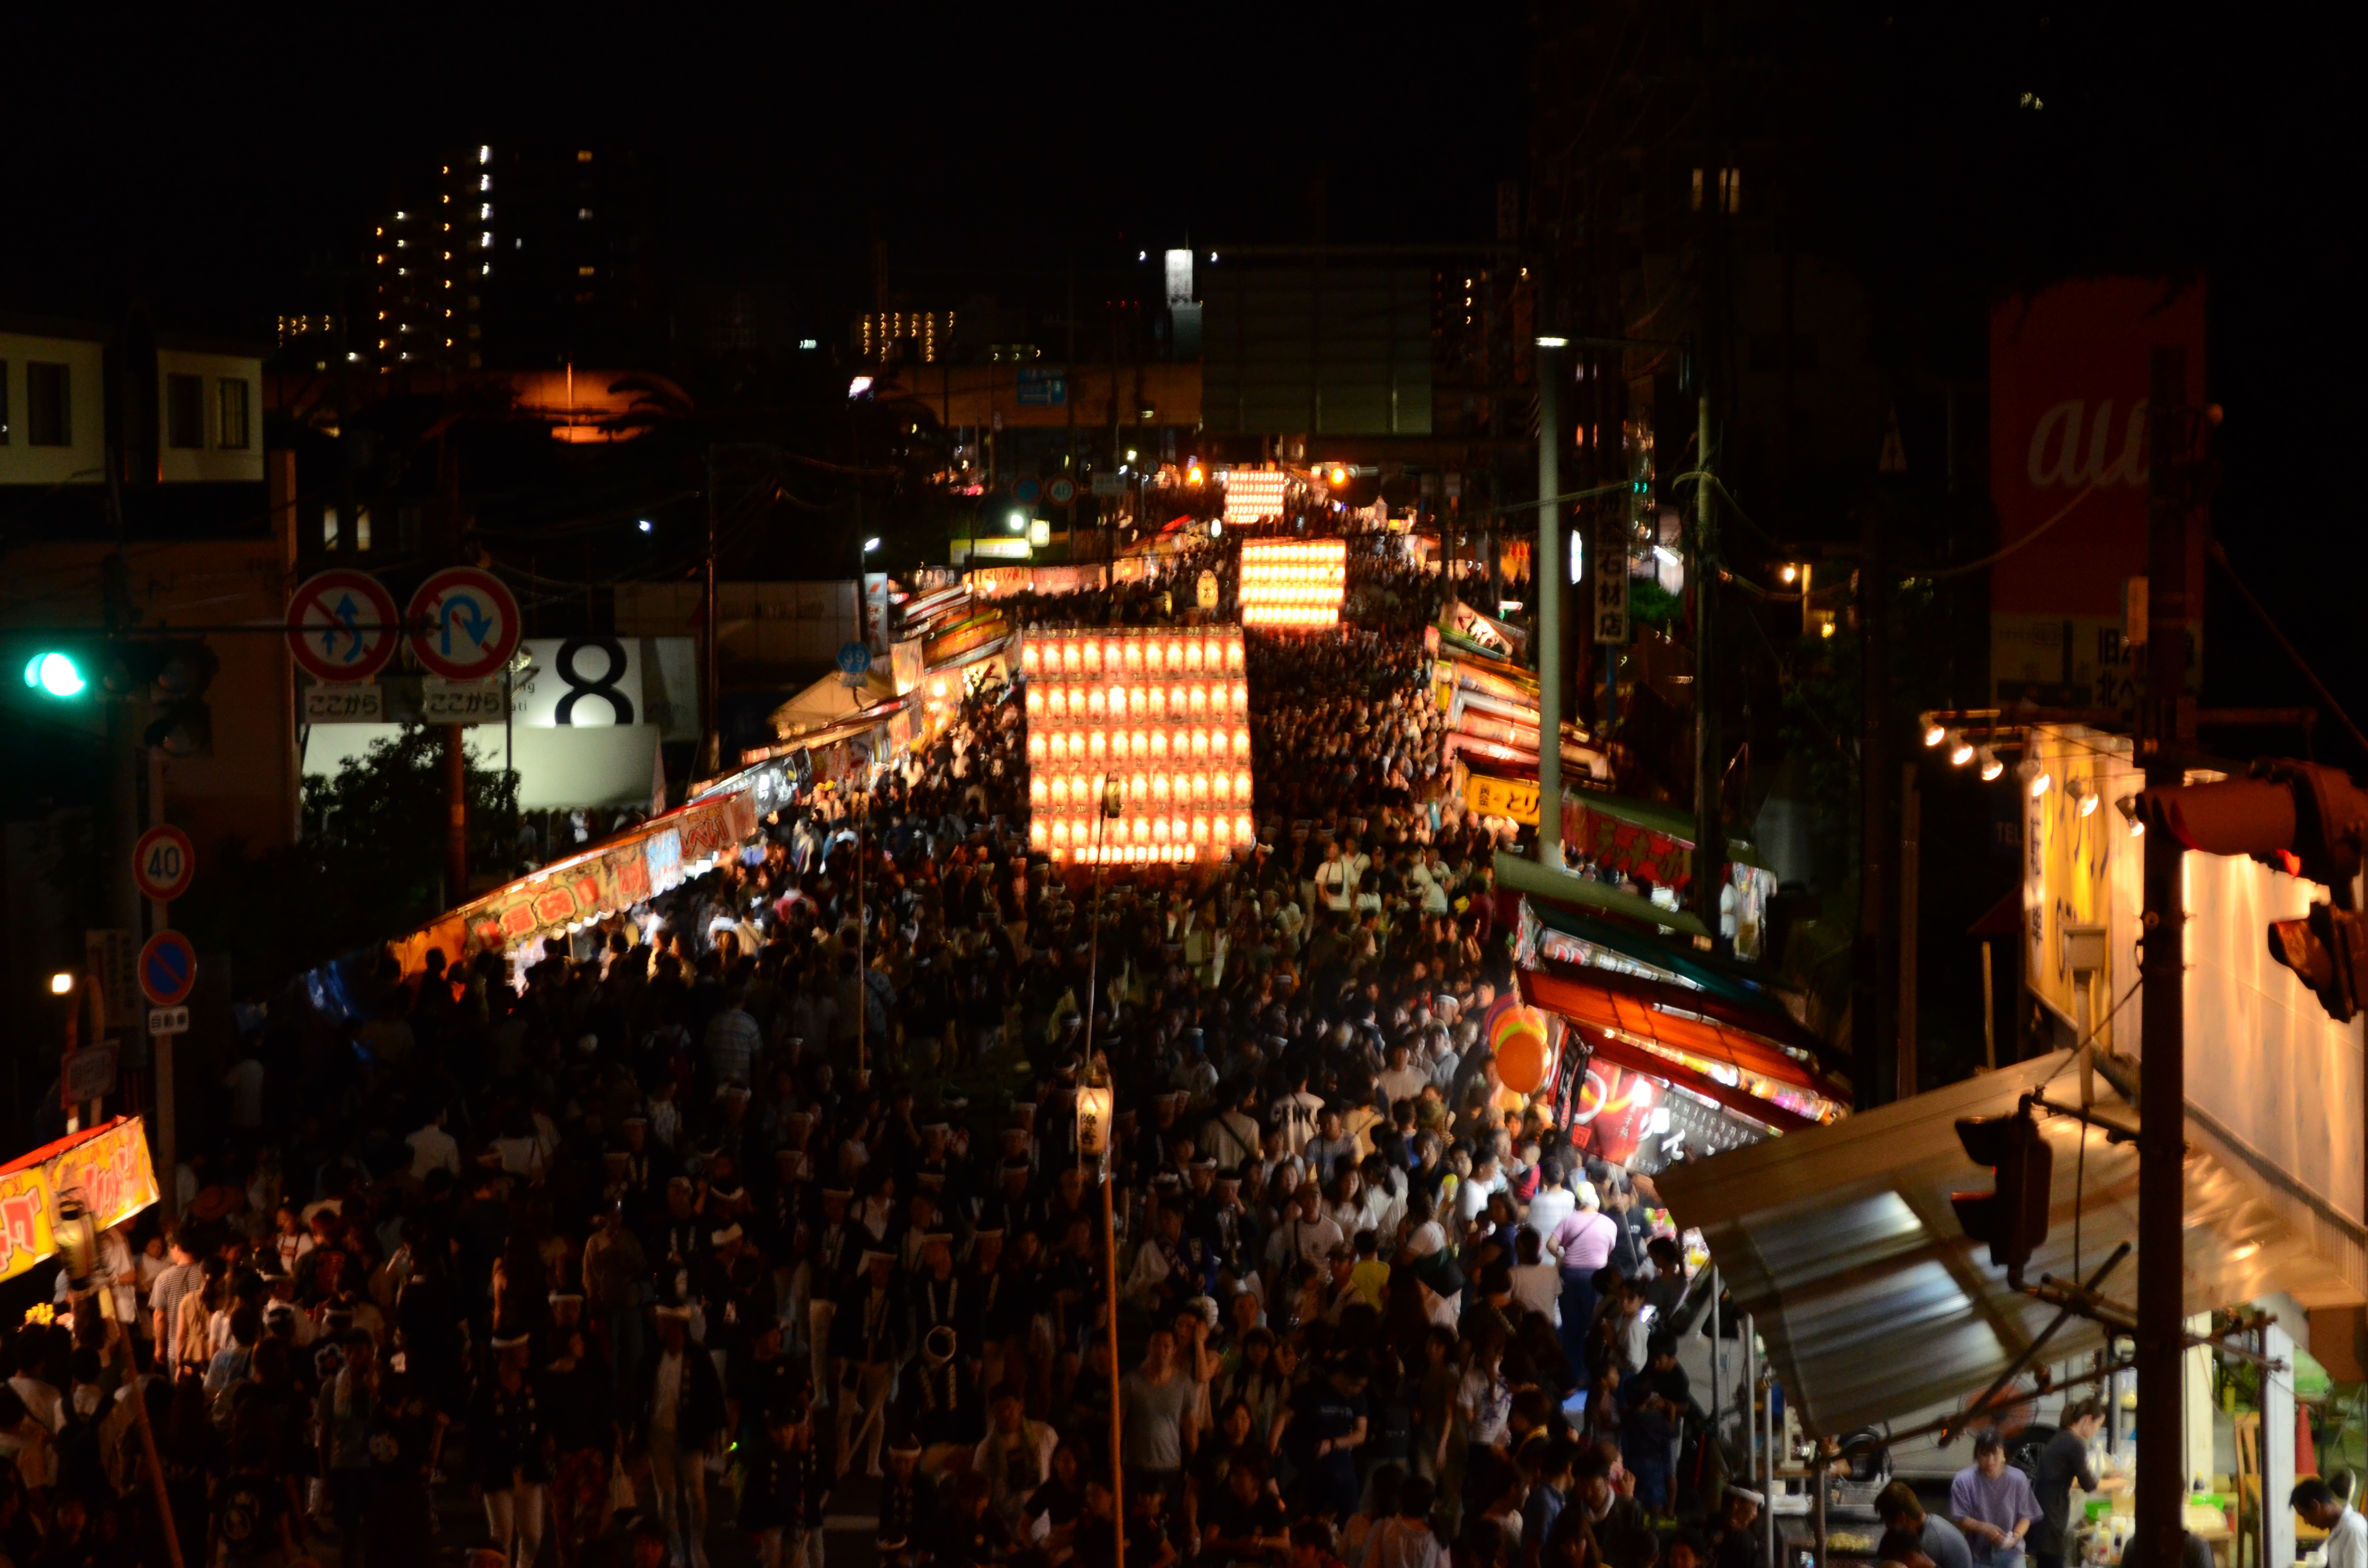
top-left (552, 638), bottom-right (636, 725)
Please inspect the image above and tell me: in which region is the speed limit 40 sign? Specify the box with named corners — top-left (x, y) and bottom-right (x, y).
top-left (133, 825), bottom-right (195, 903)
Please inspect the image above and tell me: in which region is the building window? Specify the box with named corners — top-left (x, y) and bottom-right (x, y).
top-left (576, 149), bottom-right (593, 163)
top-left (0, 360), bottom-right (9, 443)
top-left (166, 373), bottom-right (205, 448)
top-left (218, 378), bottom-right (251, 450)
top-left (26, 362), bottom-right (72, 446)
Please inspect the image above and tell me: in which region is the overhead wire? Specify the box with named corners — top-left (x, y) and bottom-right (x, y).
top-left (2207, 539), bottom-right (2368, 756)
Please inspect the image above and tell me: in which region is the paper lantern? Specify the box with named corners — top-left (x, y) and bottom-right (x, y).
top-left (1491, 1005), bottom-right (1553, 1094)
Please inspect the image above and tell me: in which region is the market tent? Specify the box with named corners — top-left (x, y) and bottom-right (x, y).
top-left (768, 666), bottom-right (900, 738)
top-left (1522, 893), bottom-right (1793, 1012)
top-left (1494, 850), bottom-right (1709, 938)
top-left (1531, 955), bottom-right (1831, 1067)
top-left (1517, 966), bottom-right (1848, 1127)
top-left (1653, 1047), bottom-right (2368, 1438)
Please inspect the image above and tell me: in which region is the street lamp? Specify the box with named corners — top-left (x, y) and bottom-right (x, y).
top-left (1075, 1052), bottom-right (1123, 1568)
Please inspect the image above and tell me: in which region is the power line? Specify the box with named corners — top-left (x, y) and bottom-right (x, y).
top-left (2208, 539), bottom-right (2368, 756)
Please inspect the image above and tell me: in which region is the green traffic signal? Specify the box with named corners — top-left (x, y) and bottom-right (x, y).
top-left (22, 651), bottom-right (86, 698)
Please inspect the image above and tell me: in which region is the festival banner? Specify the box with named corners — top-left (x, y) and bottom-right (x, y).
top-left (0, 1118), bottom-right (160, 1285)
top-left (1465, 772), bottom-right (1541, 826)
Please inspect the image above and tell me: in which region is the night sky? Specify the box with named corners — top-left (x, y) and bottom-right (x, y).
top-left (11, 3), bottom-right (2356, 762)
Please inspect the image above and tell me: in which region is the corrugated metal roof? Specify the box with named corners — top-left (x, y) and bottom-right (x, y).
top-left (1655, 1048), bottom-right (2366, 1438)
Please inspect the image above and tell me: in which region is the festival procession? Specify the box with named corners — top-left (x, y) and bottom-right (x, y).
top-left (0, 22), bottom-right (2357, 1568)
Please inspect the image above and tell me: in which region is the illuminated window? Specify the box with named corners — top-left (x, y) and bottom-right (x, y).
top-left (480, 174), bottom-right (491, 191)
top-left (577, 207), bottom-right (592, 220)
top-left (577, 149), bottom-right (593, 163)
top-left (479, 231), bottom-right (491, 246)
top-left (215, 379), bottom-right (249, 450)
top-left (578, 265), bottom-right (596, 277)
top-left (480, 204), bottom-right (492, 220)
top-left (1690, 168), bottom-right (1704, 211)
top-left (1718, 167), bottom-right (1742, 213)
top-left (478, 145), bottom-right (491, 163)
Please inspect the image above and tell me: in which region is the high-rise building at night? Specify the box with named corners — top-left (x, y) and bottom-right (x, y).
top-left (364, 144), bottom-right (654, 371)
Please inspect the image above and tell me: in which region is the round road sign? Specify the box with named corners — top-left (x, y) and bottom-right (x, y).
top-left (1047, 477), bottom-right (1077, 505)
top-left (1013, 478), bottom-right (1041, 505)
top-left (138, 931), bottom-right (198, 1007)
top-left (407, 567), bottom-right (522, 682)
top-left (836, 641), bottom-right (874, 676)
top-left (287, 569), bottom-right (402, 683)
top-left (133, 825), bottom-right (196, 902)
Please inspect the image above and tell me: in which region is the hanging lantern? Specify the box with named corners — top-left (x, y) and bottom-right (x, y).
top-left (1492, 1005), bottom-right (1554, 1094)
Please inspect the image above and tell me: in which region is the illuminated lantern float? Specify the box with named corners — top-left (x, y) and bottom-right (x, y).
top-left (1018, 626), bottom-right (1256, 865)
top-left (1237, 538), bottom-right (1346, 629)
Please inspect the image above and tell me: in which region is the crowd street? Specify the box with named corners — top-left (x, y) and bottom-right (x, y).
top-left (0, 538), bottom-right (1739, 1568)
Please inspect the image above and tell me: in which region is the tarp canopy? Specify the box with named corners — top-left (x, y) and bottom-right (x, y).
top-left (1518, 966), bottom-right (1848, 1126)
top-left (1654, 1048), bottom-right (2368, 1439)
top-left (769, 666), bottom-right (900, 738)
top-left (1523, 896), bottom-right (1783, 1011)
top-left (1494, 850), bottom-right (1709, 937)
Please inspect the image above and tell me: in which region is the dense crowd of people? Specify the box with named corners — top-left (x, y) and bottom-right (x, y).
top-left (0, 535), bottom-right (1751, 1568)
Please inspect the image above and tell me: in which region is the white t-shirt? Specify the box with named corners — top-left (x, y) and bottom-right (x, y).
top-left (1525, 1184), bottom-right (1576, 1242)
top-left (1275, 1211), bottom-right (1345, 1270)
top-left (2327, 1507), bottom-right (2368, 1568)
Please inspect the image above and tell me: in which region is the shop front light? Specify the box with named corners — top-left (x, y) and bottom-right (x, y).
top-left (1979, 747), bottom-right (2004, 782)
top-left (1922, 718), bottom-right (1947, 748)
top-left (1949, 737), bottom-right (1975, 767)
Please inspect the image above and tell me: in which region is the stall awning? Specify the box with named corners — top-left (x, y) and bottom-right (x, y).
top-left (1653, 1048), bottom-right (2368, 1438)
top-left (1494, 850), bottom-right (1709, 937)
top-left (769, 667), bottom-right (901, 738)
top-left (1517, 966), bottom-right (1849, 1124)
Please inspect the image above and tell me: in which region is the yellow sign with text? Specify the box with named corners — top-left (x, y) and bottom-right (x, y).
top-left (1466, 772), bottom-right (1541, 826)
top-left (0, 1118), bottom-right (160, 1284)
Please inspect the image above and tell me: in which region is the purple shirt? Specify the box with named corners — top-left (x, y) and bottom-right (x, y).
top-left (1950, 1463), bottom-right (2042, 1561)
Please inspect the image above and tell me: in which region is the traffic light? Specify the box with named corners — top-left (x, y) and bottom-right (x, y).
top-left (20, 649), bottom-right (88, 699)
top-left (94, 638), bottom-right (219, 756)
top-left (2129, 760), bottom-right (2368, 1021)
top-left (1950, 1106), bottom-right (2053, 1280)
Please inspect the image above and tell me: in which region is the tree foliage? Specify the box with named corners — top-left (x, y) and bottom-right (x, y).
top-left (176, 726), bottom-right (518, 997)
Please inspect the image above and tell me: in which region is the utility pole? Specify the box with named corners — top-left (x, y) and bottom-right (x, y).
top-left (1065, 257), bottom-right (1078, 478)
top-left (1535, 310), bottom-right (1564, 870)
top-left (2135, 345), bottom-right (2197, 1568)
top-left (703, 445), bottom-right (720, 774)
top-left (1854, 508), bottom-right (1896, 1107)
top-left (1690, 386), bottom-right (1725, 932)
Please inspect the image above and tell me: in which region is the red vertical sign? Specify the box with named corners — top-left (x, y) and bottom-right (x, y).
top-left (1989, 278), bottom-right (2206, 706)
